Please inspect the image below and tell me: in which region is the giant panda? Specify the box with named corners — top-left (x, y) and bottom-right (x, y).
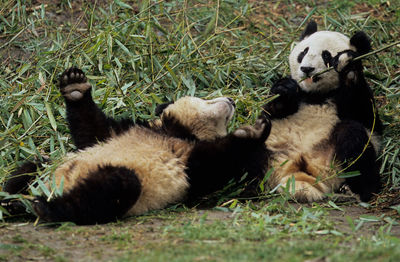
top-left (3, 67), bottom-right (270, 225)
top-left (262, 21), bottom-right (383, 202)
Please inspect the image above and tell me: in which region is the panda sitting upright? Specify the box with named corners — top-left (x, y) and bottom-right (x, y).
top-left (263, 21), bottom-right (383, 202)
top-left (3, 67), bottom-right (270, 225)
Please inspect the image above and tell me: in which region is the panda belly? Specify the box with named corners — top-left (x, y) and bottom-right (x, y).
top-left (53, 127), bottom-right (192, 216)
top-left (266, 102), bottom-right (344, 201)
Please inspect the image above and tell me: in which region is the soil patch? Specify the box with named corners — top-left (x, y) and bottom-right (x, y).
top-left (0, 205), bottom-right (398, 262)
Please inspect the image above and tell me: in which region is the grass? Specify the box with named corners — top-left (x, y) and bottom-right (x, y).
top-left (0, 0), bottom-right (399, 261)
top-left (1, 204), bottom-right (400, 261)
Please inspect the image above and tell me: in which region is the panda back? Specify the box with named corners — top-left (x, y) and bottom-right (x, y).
top-left (53, 126), bottom-right (192, 216)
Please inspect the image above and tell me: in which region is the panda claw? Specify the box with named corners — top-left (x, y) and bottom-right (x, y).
top-left (62, 75), bottom-right (68, 84)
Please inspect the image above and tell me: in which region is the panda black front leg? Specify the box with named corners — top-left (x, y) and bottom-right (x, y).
top-left (186, 117), bottom-right (270, 200)
top-left (59, 67), bottom-right (136, 150)
top-left (332, 51), bottom-right (383, 135)
top-left (262, 77), bottom-right (300, 119)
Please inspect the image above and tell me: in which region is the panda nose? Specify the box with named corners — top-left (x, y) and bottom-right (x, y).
top-left (300, 66), bottom-right (315, 75)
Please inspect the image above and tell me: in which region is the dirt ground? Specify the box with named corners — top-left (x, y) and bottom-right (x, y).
top-left (0, 205), bottom-right (399, 262)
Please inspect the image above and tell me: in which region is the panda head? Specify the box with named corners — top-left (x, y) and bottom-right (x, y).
top-left (155, 96), bottom-right (236, 141)
top-left (289, 21), bottom-right (371, 93)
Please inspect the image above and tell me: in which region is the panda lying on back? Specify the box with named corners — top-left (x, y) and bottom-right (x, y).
top-left (263, 21), bottom-right (383, 202)
top-left (4, 67), bottom-right (270, 225)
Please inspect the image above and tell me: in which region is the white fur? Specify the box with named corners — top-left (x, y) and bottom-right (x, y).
top-left (267, 103), bottom-right (344, 201)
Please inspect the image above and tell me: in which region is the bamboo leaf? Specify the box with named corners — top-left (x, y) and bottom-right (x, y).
top-left (45, 102), bottom-right (57, 131)
top-left (337, 171), bottom-right (361, 178)
top-left (114, 0), bottom-right (133, 10)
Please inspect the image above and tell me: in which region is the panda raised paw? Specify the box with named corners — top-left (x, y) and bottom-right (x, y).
top-left (263, 77), bottom-right (300, 119)
top-left (332, 50), bottom-right (360, 83)
top-left (270, 77), bottom-right (299, 96)
top-left (332, 50), bottom-right (359, 72)
top-left (59, 67), bottom-right (91, 101)
top-left (233, 117), bottom-right (271, 141)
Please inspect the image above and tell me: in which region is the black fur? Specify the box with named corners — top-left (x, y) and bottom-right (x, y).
top-left (161, 114), bottom-right (198, 141)
top-left (2, 161), bottom-right (45, 217)
top-left (3, 161), bottom-right (38, 194)
top-left (262, 77), bottom-right (300, 119)
top-left (300, 20), bottom-right (317, 40)
top-left (322, 50), bottom-right (333, 67)
top-left (350, 31), bottom-right (371, 55)
top-left (332, 50), bottom-right (383, 135)
top-left (297, 47), bottom-right (309, 63)
top-left (0, 199), bottom-right (31, 217)
top-left (33, 165), bottom-right (142, 225)
top-left (155, 102), bottom-right (173, 116)
top-left (330, 120), bottom-right (380, 201)
top-left (186, 117), bottom-right (271, 202)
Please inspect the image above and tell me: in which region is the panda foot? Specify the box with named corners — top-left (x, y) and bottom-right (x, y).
top-left (59, 67), bottom-right (91, 101)
top-left (278, 175), bottom-right (327, 203)
top-left (233, 117), bottom-right (271, 141)
top-left (1, 199), bottom-right (28, 215)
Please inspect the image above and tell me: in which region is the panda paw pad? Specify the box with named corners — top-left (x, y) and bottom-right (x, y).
top-left (59, 67), bottom-right (91, 101)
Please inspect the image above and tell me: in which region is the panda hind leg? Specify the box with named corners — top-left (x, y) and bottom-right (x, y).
top-left (331, 120), bottom-right (381, 202)
top-left (277, 158), bottom-right (331, 202)
top-left (3, 161), bottom-right (40, 194)
top-left (34, 165), bottom-right (141, 225)
top-left (279, 173), bottom-right (326, 202)
top-left (1, 161), bottom-right (46, 217)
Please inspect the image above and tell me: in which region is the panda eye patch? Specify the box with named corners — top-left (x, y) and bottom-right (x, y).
top-left (322, 50), bottom-right (333, 67)
top-left (297, 47), bottom-right (309, 63)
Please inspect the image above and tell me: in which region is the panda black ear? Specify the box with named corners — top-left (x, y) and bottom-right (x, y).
top-left (300, 20), bottom-right (317, 40)
top-left (350, 31), bottom-right (371, 55)
top-left (155, 101), bottom-right (173, 116)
